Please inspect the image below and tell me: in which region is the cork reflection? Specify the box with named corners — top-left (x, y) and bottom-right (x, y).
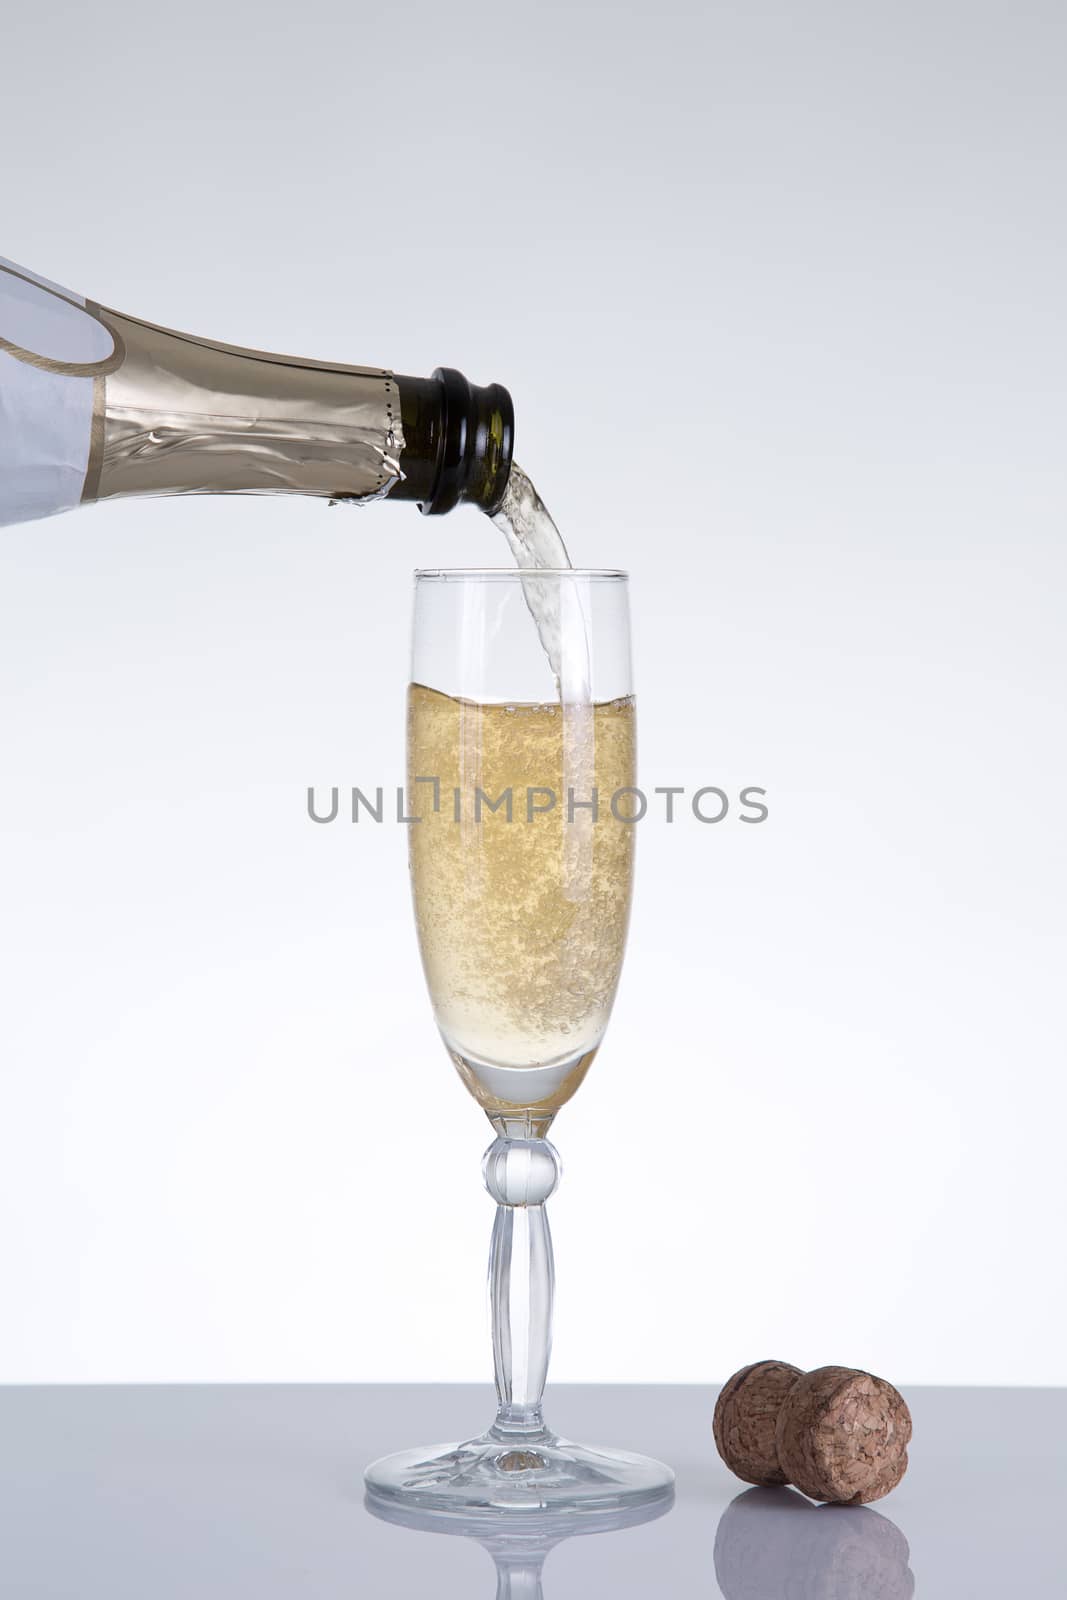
top-left (714, 1486), bottom-right (915, 1600)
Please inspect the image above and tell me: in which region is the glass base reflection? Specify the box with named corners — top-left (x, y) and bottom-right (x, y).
top-left (366, 1468), bottom-right (673, 1597)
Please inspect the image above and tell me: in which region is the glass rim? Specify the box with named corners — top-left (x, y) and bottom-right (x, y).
top-left (414, 567), bottom-right (628, 581)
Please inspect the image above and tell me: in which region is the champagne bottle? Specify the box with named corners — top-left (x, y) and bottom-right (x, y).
top-left (0, 256), bottom-right (513, 529)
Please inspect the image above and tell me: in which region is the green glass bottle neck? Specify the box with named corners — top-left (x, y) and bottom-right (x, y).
top-left (394, 368), bottom-right (514, 516)
top-left (83, 304), bottom-right (514, 517)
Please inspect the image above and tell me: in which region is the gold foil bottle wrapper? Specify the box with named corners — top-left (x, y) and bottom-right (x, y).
top-left (0, 255), bottom-right (404, 525)
top-left (95, 309), bottom-right (405, 505)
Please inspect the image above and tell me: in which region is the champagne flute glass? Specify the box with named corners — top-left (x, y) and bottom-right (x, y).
top-left (365, 568), bottom-right (674, 1520)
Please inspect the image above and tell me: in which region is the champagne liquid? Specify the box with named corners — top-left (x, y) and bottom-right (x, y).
top-left (492, 463), bottom-right (570, 573)
top-left (408, 682), bottom-right (635, 1132)
top-left (491, 464), bottom-right (583, 691)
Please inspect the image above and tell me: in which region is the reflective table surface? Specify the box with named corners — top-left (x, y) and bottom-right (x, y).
top-left (0, 1383), bottom-right (1062, 1596)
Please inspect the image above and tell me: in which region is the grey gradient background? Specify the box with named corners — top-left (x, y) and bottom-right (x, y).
top-left (0, 0), bottom-right (1064, 1385)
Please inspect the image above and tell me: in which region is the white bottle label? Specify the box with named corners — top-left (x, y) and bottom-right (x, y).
top-left (0, 257), bottom-right (121, 527)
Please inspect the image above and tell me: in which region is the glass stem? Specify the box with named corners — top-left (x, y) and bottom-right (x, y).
top-left (493, 1553), bottom-right (546, 1600)
top-left (483, 1136), bottom-right (562, 1442)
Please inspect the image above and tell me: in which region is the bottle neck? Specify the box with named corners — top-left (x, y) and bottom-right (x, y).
top-left (90, 308), bottom-right (513, 516)
top-left (394, 368), bottom-right (514, 516)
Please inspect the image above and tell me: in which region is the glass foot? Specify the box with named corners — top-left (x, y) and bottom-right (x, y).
top-left (365, 1429), bottom-right (675, 1524)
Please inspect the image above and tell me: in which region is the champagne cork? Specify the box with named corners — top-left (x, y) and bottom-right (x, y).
top-left (712, 1360), bottom-right (804, 1486)
top-left (714, 1361), bottom-right (912, 1505)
